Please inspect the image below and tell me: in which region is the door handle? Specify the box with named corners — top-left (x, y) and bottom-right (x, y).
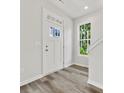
top-left (46, 45), bottom-right (48, 48)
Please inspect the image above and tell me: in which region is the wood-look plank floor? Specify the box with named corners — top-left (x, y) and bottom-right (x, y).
top-left (20, 65), bottom-right (103, 93)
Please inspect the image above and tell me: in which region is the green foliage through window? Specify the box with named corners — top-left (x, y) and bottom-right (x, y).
top-left (80, 23), bottom-right (91, 55)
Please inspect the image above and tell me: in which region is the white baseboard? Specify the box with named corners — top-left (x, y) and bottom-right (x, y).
top-left (64, 63), bottom-right (73, 68)
top-left (20, 65), bottom-right (72, 86)
top-left (20, 63), bottom-right (89, 87)
top-left (88, 79), bottom-right (103, 89)
top-left (20, 74), bottom-right (44, 86)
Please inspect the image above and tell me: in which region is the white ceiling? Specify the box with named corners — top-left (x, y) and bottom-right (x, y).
top-left (47, 0), bottom-right (103, 19)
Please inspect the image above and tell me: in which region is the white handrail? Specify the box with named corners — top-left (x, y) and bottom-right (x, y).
top-left (88, 38), bottom-right (103, 51)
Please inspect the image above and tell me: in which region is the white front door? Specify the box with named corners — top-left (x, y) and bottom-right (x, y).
top-left (43, 20), bottom-right (63, 74)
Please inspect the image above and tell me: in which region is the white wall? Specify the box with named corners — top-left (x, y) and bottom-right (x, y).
top-left (20, 0), bottom-right (73, 85)
top-left (88, 42), bottom-right (103, 89)
top-left (73, 9), bottom-right (102, 67)
top-left (64, 18), bottom-right (73, 67)
top-left (73, 10), bottom-right (103, 88)
top-left (20, 0), bottom-right (43, 83)
top-left (88, 10), bottom-right (103, 89)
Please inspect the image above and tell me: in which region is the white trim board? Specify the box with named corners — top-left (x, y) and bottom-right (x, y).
top-left (20, 74), bottom-right (44, 86)
top-left (20, 69), bottom-right (61, 86)
top-left (88, 79), bottom-right (103, 89)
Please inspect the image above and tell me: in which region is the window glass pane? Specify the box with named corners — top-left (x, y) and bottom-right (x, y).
top-left (88, 31), bottom-right (91, 39)
top-left (80, 41), bottom-right (82, 47)
top-left (82, 32), bottom-right (85, 39)
top-left (85, 31), bottom-right (87, 39)
top-left (50, 27), bottom-right (61, 38)
top-left (80, 40), bottom-right (88, 55)
top-left (85, 23), bottom-right (91, 31)
top-left (88, 40), bottom-right (90, 45)
top-left (80, 25), bottom-right (84, 31)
